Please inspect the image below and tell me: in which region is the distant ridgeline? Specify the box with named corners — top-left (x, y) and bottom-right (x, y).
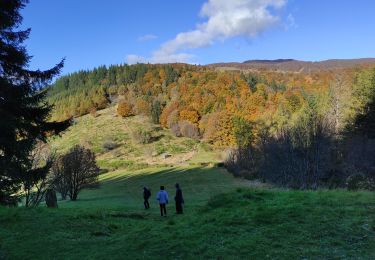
top-left (47, 62), bottom-right (375, 146)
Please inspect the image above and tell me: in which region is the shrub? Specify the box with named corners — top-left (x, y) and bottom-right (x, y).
top-left (224, 148), bottom-right (257, 179)
top-left (199, 142), bottom-right (213, 152)
top-left (117, 101), bottom-right (133, 117)
top-left (346, 174), bottom-right (375, 191)
top-left (131, 128), bottom-right (152, 144)
top-left (170, 123), bottom-right (181, 137)
top-left (117, 85), bottom-right (128, 95)
top-left (179, 120), bottom-right (200, 139)
top-left (107, 85), bottom-right (118, 96)
top-left (343, 136), bottom-right (375, 190)
top-left (155, 144), bottom-right (167, 155)
top-left (134, 99), bottom-right (150, 115)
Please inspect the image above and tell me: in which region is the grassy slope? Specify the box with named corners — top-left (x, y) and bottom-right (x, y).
top-left (48, 106), bottom-right (219, 171)
top-left (0, 166), bottom-right (374, 259)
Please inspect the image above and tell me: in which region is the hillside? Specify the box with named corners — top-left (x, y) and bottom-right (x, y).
top-left (210, 58), bottom-right (375, 72)
top-left (48, 106), bottom-right (220, 171)
top-left (46, 62), bottom-right (336, 138)
top-left (44, 62), bottom-right (375, 188)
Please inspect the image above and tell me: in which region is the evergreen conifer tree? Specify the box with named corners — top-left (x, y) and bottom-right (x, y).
top-left (0, 0), bottom-right (64, 205)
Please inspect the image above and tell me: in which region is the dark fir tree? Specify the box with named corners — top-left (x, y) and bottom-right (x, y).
top-left (0, 0), bottom-right (64, 205)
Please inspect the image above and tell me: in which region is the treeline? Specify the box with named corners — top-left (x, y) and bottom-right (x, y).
top-left (47, 64), bottom-right (195, 120)
top-left (225, 67), bottom-right (375, 190)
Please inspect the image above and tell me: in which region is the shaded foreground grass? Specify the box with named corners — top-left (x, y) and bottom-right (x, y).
top-left (0, 167), bottom-right (374, 259)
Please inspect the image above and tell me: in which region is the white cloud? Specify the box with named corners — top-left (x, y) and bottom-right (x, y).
top-left (127, 0), bottom-right (287, 64)
top-left (126, 53), bottom-right (195, 65)
top-left (286, 14), bottom-right (297, 29)
top-left (137, 34), bottom-right (158, 42)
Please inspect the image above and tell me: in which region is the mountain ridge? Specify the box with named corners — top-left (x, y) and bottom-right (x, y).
top-left (209, 58), bottom-right (375, 72)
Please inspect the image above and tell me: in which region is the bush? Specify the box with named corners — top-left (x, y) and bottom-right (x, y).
top-left (117, 85), bottom-right (128, 95)
top-left (179, 121), bottom-right (200, 139)
top-left (346, 174), bottom-right (375, 191)
top-left (155, 144), bottom-right (167, 155)
top-left (343, 136), bottom-right (375, 190)
top-left (170, 123), bottom-right (181, 137)
top-left (224, 148), bottom-right (259, 180)
top-left (131, 128), bottom-right (152, 144)
top-left (134, 99), bottom-right (150, 115)
top-left (117, 101), bottom-right (133, 117)
top-left (199, 142), bottom-right (213, 152)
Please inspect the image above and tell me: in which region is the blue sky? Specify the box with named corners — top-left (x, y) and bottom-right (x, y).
top-left (21, 0), bottom-right (375, 75)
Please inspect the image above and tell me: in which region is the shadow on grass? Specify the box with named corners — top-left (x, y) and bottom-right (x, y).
top-left (100, 166), bottom-right (234, 189)
top-left (71, 166), bottom-right (240, 208)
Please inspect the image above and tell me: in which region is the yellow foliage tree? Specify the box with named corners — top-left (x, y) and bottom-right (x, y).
top-left (179, 109), bottom-right (200, 125)
top-left (134, 99), bottom-right (150, 115)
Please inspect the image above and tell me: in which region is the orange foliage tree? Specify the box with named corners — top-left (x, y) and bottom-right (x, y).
top-left (160, 102), bottom-right (179, 128)
top-left (179, 109), bottom-right (200, 125)
top-left (117, 101), bottom-right (133, 117)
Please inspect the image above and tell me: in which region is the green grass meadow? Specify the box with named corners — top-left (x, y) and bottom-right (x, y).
top-left (1, 166), bottom-right (374, 259)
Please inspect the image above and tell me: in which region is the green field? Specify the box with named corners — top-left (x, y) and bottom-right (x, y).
top-left (1, 165), bottom-right (374, 259)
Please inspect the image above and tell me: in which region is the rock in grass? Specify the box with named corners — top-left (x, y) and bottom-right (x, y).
top-left (160, 153), bottom-right (171, 159)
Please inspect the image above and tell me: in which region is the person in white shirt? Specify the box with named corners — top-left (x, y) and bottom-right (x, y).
top-left (156, 186), bottom-right (168, 216)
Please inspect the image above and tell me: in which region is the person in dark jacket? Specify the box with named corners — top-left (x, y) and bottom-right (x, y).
top-left (174, 183), bottom-right (184, 214)
top-left (143, 186), bottom-right (151, 209)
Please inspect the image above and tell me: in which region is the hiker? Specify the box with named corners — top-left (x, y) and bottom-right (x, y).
top-left (174, 183), bottom-right (184, 214)
top-left (143, 186), bottom-right (151, 209)
top-left (156, 186), bottom-right (168, 216)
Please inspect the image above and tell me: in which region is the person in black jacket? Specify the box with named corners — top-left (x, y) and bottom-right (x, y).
top-left (143, 186), bottom-right (151, 209)
top-left (174, 183), bottom-right (184, 214)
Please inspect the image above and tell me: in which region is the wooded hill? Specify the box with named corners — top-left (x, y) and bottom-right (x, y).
top-left (46, 61), bottom-right (375, 189)
top-left (47, 61), bottom-right (373, 146)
